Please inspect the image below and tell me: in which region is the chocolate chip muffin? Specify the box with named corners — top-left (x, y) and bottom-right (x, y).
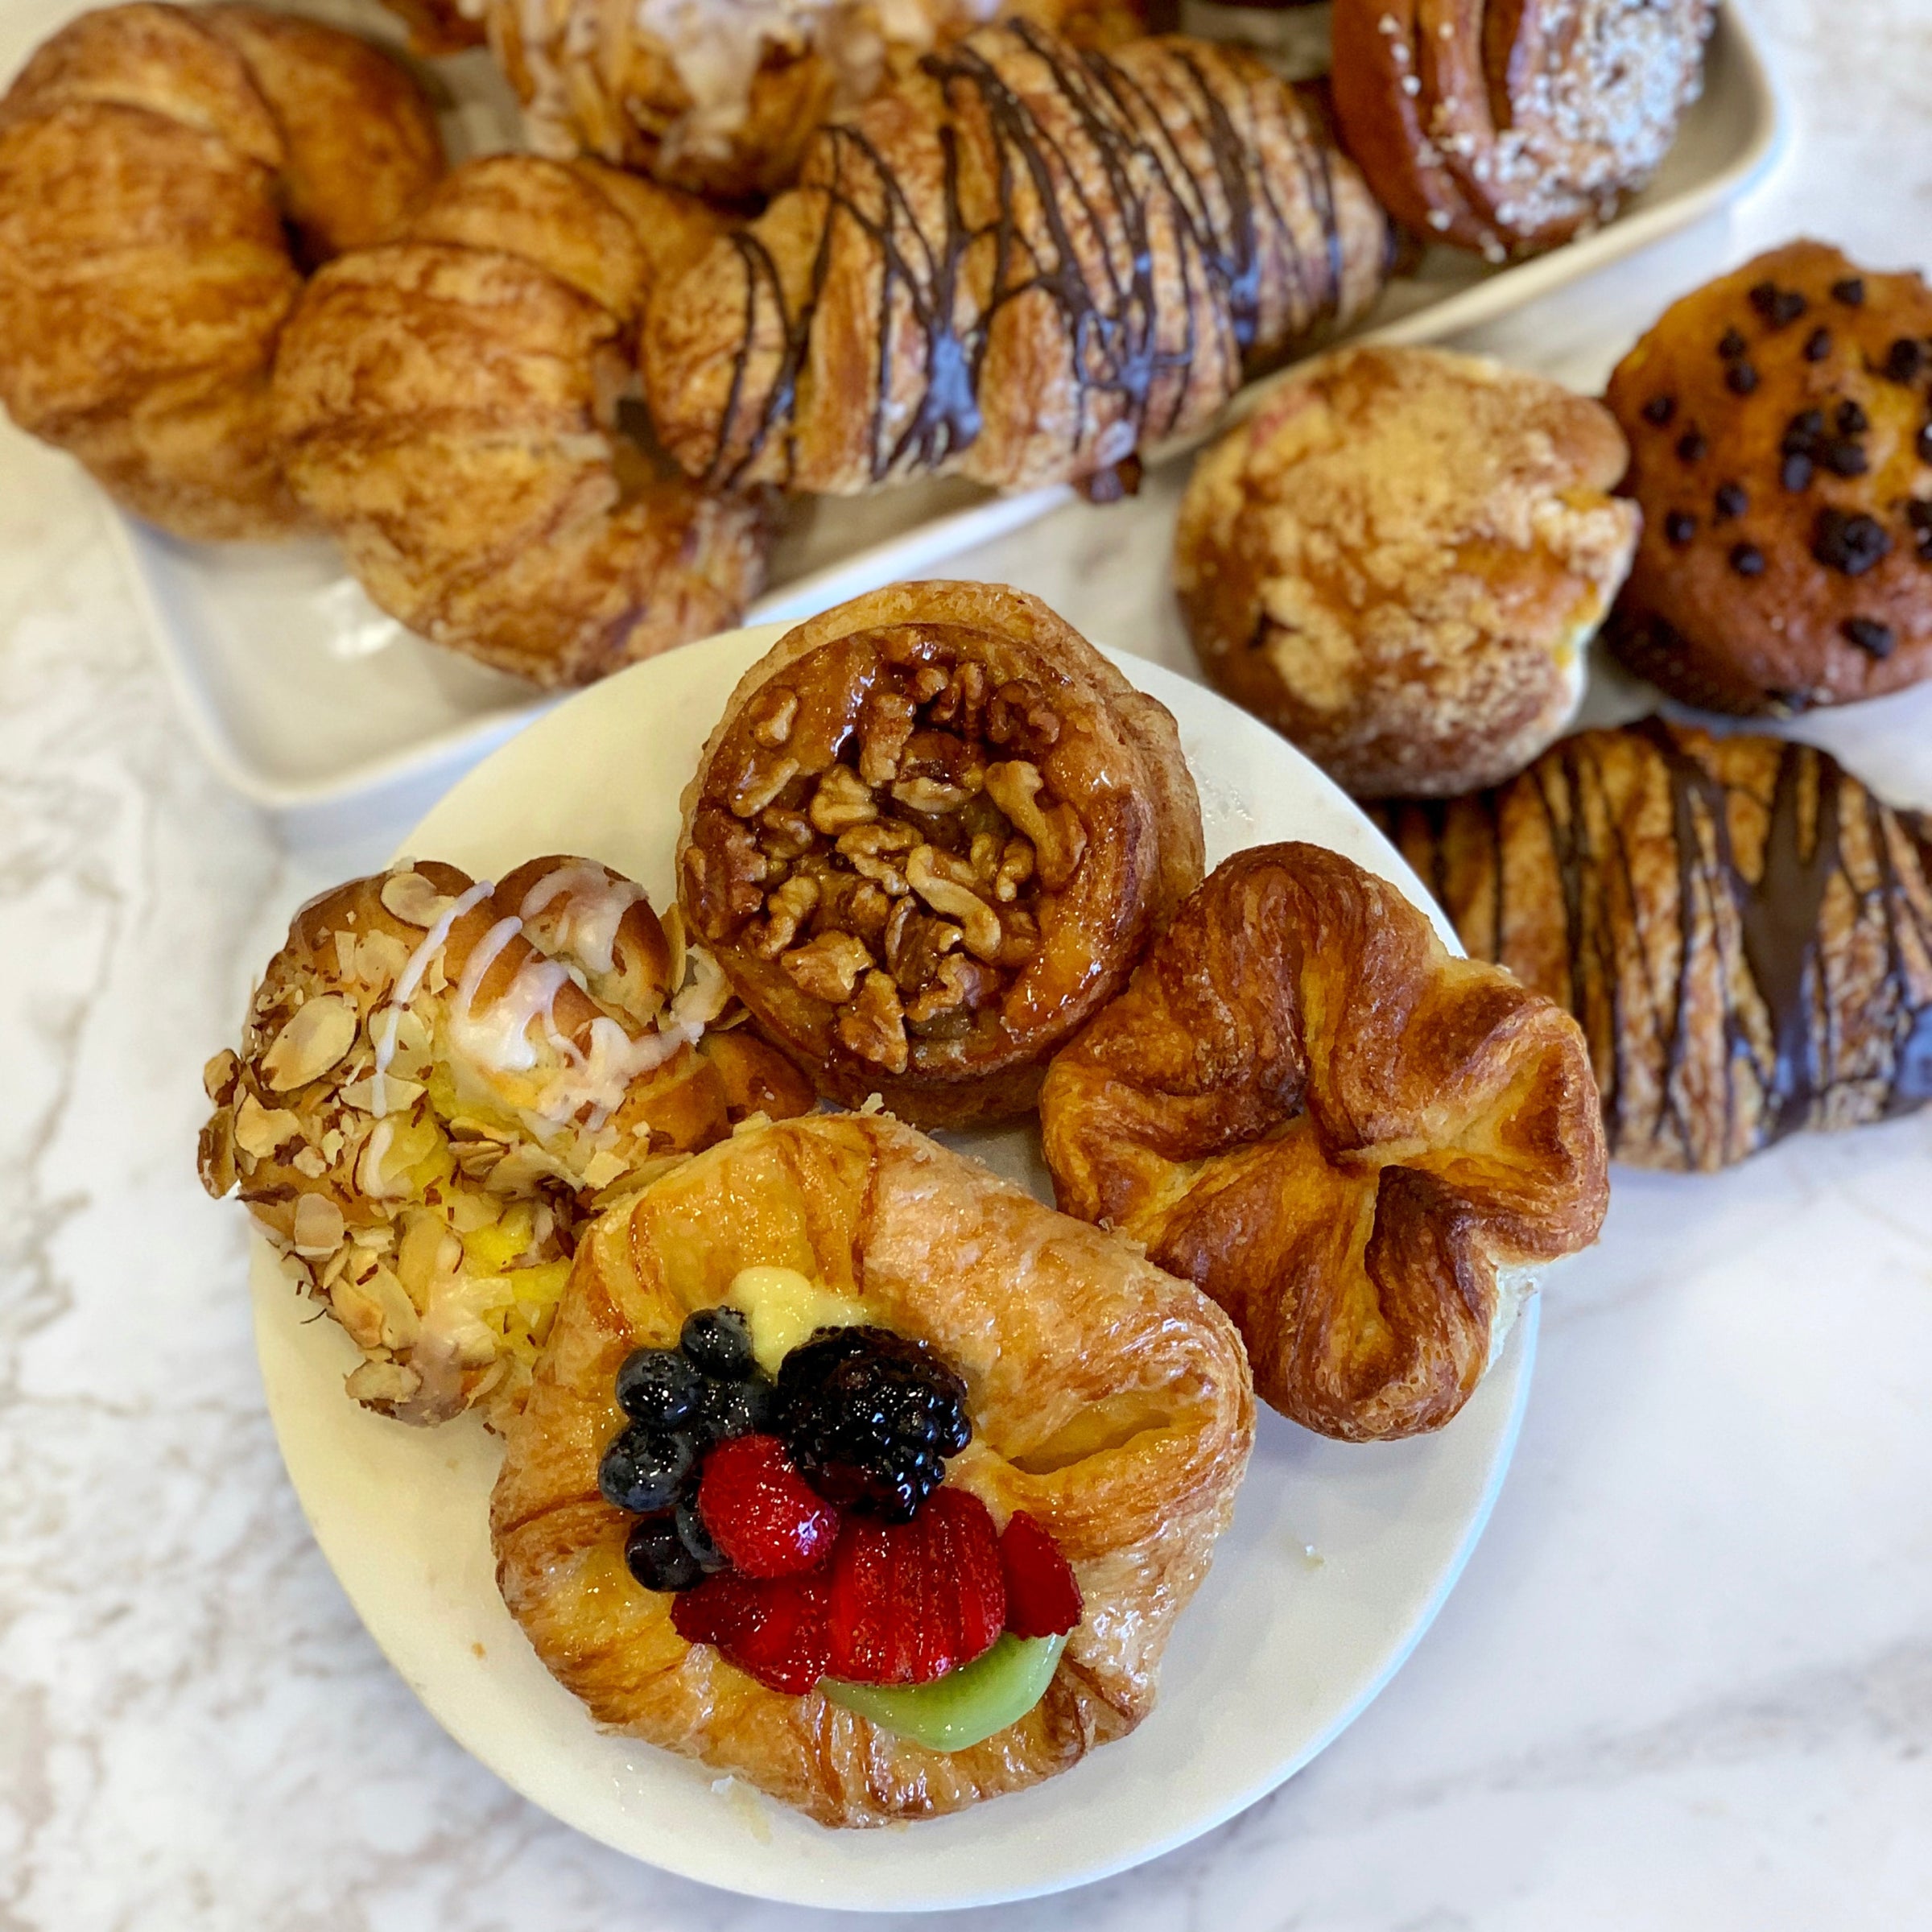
top-left (1605, 239), bottom-right (1932, 714)
top-left (1175, 345), bottom-right (1640, 799)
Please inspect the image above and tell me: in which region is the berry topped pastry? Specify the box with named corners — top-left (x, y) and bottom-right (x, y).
top-left (489, 1111), bottom-right (1253, 1827)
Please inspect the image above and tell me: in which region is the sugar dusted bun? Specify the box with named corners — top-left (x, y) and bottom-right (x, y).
top-left (1175, 345), bottom-right (1639, 799)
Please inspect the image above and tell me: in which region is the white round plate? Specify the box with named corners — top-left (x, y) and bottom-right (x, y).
top-left (254, 622), bottom-right (1538, 1911)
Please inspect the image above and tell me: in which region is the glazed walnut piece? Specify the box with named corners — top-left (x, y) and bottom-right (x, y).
top-left (679, 582), bottom-right (1205, 1127)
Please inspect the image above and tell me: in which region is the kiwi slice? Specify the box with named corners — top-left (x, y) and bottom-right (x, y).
top-left (819, 1634), bottom-right (1067, 1752)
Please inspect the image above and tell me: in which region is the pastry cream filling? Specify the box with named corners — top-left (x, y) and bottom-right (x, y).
top-left (725, 1265), bottom-right (867, 1374)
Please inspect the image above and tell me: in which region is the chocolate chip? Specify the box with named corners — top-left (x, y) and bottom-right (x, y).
top-left (1842, 617), bottom-right (1896, 658)
top-left (1666, 511), bottom-right (1698, 545)
top-left (1677, 429), bottom-right (1708, 463)
top-left (1832, 277), bottom-right (1866, 307)
top-left (1837, 399), bottom-right (1869, 435)
top-left (1788, 409), bottom-right (1826, 444)
top-left (1749, 283), bottom-right (1808, 328)
top-left (1641, 394), bottom-right (1677, 426)
top-left (1814, 508), bottom-right (1893, 575)
top-left (1822, 439), bottom-right (1870, 477)
top-left (1781, 451), bottom-right (1815, 491)
top-left (1885, 339), bottom-right (1926, 384)
top-left (1907, 498), bottom-right (1932, 531)
top-left (1726, 362), bottom-right (1761, 396)
top-left (1803, 327), bottom-right (1833, 362)
top-left (1714, 482), bottom-right (1748, 521)
top-left (1719, 327), bottom-right (1748, 360)
top-left (1919, 423), bottom-right (1932, 465)
top-left (1729, 543), bottom-right (1766, 578)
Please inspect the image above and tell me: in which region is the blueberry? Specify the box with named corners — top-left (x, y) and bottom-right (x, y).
top-left (681, 1306), bottom-right (757, 1381)
top-left (625, 1514), bottom-right (702, 1592)
top-left (599, 1423), bottom-right (696, 1514)
top-left (691, 1373), bottom-right (773, 1443)
top-left (615, 1347), bottom-right (700, 1425)
top-left (675, 1494), bottom-right (729, 1574)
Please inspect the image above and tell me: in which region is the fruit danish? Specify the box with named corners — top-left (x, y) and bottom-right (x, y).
top-left (1039, 843), bottom-right (1608, 1439)
top-left (1380, 722), bottom-right (1932, 1172)
top-left (489, 1110), bottom-right (1255, 1827)
top-left (642, 23), bottom-right (1389, 499)
top-left (0, 2), bottom-right (444, 539)
top-left (271, 155), bottom-right (769, 687)
top-left (678, 582), bottom-right (1204, 1127)
top-left (199, 857), bottom-right (813, 1426)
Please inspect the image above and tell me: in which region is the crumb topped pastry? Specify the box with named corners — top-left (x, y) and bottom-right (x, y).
top-left (679, 582), bottom-right (1203, 1127)
top-left (490, 1110), bottom-right (1254, 1827)
top-left (1040, 841), bottom-right (1608, 1438)
top-left (1176, 345), bottom-right (1640, 799)
top-left (1605, 240), bottom-right (1932, 714)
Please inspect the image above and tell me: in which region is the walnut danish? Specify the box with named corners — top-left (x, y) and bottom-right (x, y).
top-left (1380, 722), bottom-right (1932, 1173)
top-left (679, 582), bottom-right (1203, 1127)
top-left (0, 2), bottom-right (444, 539)
top-left (1330, 0), bottom-right (1714, 259)
top-left (198, 856), bottom-right (813, 1427)
top-left (1039, 843), bottom-right (1608, 1439)
top-left (271, 155), bottom-right (768, 687)
top-left (642, 23), bottom-right (1390, 499)
top-left (491, 1110), bottom-right (1254, 1827)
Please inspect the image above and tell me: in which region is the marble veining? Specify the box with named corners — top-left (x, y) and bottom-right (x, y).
top-left (3, 2), bottom-right (1932, 1926)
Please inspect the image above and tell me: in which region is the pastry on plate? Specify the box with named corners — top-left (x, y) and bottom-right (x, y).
top-left (0, 2), bottom-right (443, 539)
top-left (489, 1109), bottom-right (1255, 1827)
top-left (436, 0), bottom-right (1144, 203)
top-left (643, 23), bottom-right (1390, 500)
top-left (679, 581), bottom-right (1203, 1127)
top-left (1039, 842), bottom-right (1608, 1439)
top-left (272, 154), bottom-right (769, 687)
top-left (1176, 345), bottom-right (1641, 799)
top-left (1604, 240), bottom-right (1932, 715)
top-left (1381, 720), bottom-right (1932, 1172)
top-left (1330, 0), bottom-right (1715, 260)
top-left (199, 857), bottom-right (814, 1426)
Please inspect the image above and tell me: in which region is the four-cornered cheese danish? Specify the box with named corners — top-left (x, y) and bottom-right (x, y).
top-left (1039, 843), bottom-right (1608, 1439)
top-left (678, 583), bottom-right (1204, 1127)
top-left (489, 1111), bottom-right (1255, 1827)
top-left (199, 856), bottom-right (812, 1426)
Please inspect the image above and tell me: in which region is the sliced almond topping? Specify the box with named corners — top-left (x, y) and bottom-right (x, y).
top-left (261, 994), bottom-right (358, 1092)
top-left (202, 1048), bottom-right (241, 1107)
top-left (291, 1192), bottom-right (347, 1257)
top-left (233, 1090), bottom-right (303, 1159)
top-left (380, 869), bottom-right (454, 929)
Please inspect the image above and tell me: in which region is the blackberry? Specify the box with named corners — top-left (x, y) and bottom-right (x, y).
top-left (681, 1306), bottom-right (757, 1381)
top-left (615, 1347), bottom-right (700, 1426)
top-left (773, 1327), bottom-right (972, 1522)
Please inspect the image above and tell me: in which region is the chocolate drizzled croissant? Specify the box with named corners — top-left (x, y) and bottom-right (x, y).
top-left (642, 23), bottom-right (1390, 497)
top-left (1381, 721), bottom-right (1932, 1172)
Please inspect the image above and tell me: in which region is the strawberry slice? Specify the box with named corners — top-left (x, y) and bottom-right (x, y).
top-left (671, 1567), bottom-right (831, 1695)
top-left (1000, 1512), bottom-right (1083, 1638)
top-left (697, 1434), bottom-right (840, 1578)
top-left (826, 1486), bottom-right (1006, 1686)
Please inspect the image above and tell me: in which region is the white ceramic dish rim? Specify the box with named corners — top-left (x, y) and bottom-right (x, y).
top-left (121, 3), bottom-right (1785, 813)
top-left (251, 625), bottom-right (1542, 1909)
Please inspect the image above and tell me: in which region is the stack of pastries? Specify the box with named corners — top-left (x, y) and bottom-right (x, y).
top-left (0, 0), bottom-right (1733, 685)
top-left (200, 580), bottom-right (1612, 1825)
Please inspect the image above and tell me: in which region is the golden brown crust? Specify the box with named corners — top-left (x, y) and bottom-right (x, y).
top-left (0, 2), bottom-right (443, 540)
top-left (271, 155), bottom-right (769, 687)
top-left (1604, 241), bottom-right (1932, 716)
top-left (1380, 722), bottom-right (1932, 1172)
top-left (490, 1110), bottom-right (1254, 1827)
top-left (197, 855), bottom-right (814, 1426)
top-left (677, 582), bottom-right (1203, 1126)
top-left (642, 25), bottom-right (1389, 496)
top-left (1176, 345), bottom-right (1640, 799)
top-left (1331, 0), bottom-right (1714, 258)
top-left (480, 0), bottom-right (1145, 203)
top-left (1039, 842), bottom-right (1608, 1438)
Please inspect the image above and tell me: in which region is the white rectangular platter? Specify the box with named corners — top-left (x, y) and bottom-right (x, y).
top-left (63, 0), bottom-right (1784, 824)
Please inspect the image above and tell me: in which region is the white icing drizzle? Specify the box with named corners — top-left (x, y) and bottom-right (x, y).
top-left (371, 877), bottom-right (493, 1117)
top-left (518, 864), bottom-right (646, 977)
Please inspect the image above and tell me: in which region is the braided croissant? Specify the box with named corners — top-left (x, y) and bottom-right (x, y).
top-left (199, 857), bottom-right (814, 1427)
top-left (272, 155), bottom-right (770, 687)
top-left (1040, 842), bottom-right (1608, 1439)
top-left (0, 2), bottom-right (443, 539)
top-left (1381, 721), bottom-right (1932, 1173)
top-left (643, 23), bottom-right (1391, 498)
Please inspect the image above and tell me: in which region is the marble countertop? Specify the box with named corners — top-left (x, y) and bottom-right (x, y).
top-left (4, 2), bottom-right (1932, 1925)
